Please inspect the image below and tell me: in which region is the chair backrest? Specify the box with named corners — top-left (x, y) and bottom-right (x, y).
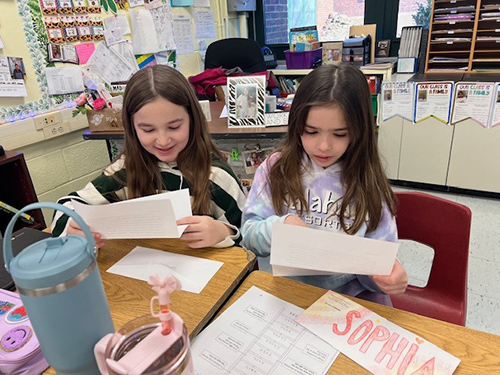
top-left (391, 191), bottom-right (471, 326)
top-left (204, 38), bottom-right (267, 73)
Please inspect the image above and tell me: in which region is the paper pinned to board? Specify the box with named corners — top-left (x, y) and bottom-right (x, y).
top-left (72, 189), bottom-right (192, 239)
top-left (45, 67), bottom-right (84, 95)
top-left (270, 222), bottom-right (398, 277)
top-left (87, 41), bottom-right (136, 84)
top-left (130, 8), bottom-right (160, 54)
top-left (107, 246), bottom-right (223, 293)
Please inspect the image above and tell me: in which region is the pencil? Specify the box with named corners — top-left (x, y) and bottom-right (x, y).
top-left (0, 201), bottom-right (35, 224)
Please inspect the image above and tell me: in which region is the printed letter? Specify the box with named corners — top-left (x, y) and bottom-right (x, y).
top-left (375, 333), bottom-right (409, 369)
top-left (332, 310), bottom-right (361, 336)
top-left (360, 325), bottom-right (390, 353)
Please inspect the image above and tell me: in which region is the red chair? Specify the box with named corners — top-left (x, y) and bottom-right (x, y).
top-left (391, 191), bottom-right (471, 326)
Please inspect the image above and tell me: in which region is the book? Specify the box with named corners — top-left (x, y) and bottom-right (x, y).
top-left (47, 43), bottom-right (79, 64)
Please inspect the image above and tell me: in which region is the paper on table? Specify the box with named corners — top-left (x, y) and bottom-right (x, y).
top-left (270, 223), bottom-right (398, 277)
top-left (297, 291), bottom-right (460, 375)
top-left (219, 105), bottom-right (228, 118)
top-left (191, 286), bottom-right (338, 374)
top-left (107, 246), bottom-right (223, 293)
top-left (72, 189), bottom-right (192, 239)
top-left (45, 67), bottom-right (84, 95)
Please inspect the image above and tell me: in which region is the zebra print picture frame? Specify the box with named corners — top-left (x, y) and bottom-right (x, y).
top-left (227, 75), bottom-right (266, 127)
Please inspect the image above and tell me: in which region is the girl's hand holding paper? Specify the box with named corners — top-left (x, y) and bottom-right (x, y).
top-left (371, 259), bottom-right (408, 295)
top-left (67, 218), bottom-right (105, 248)
top-left (177, 216), bottom-right (233, 249)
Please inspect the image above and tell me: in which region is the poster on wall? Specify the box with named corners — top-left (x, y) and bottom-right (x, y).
top-left (380, 82), bottom-right (415, 122)
top-left (414, 82), bottom-right (454, 124)
top-left (0, 56), bottom-right (28, 97)
top-left (451, 82), bottom-right (495, 128)
top-left (316, 0), bottom-right (353, 42)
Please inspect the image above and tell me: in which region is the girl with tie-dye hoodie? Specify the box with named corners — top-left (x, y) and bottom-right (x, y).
top-left (241, 64), bottom-right (408, 306)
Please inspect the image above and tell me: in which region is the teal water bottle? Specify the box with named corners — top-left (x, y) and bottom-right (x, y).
top-left (3, 202), bottom-right (115, 375)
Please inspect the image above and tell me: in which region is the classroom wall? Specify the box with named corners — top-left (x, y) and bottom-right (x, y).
top-left (0, 0), bottom-right (244, 225)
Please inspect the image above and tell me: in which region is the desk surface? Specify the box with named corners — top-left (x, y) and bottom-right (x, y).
top-left (219, 271), bottom-right (500, 375)
top-left (82, 101), bottom-right (288, 141)
top-left (43, 239), bottom-right (255, 375)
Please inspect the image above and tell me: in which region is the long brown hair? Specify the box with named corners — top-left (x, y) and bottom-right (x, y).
top-left (121, 65), bottom-right (225, 214)
top-left (269, 64), bottom-right (396, 234)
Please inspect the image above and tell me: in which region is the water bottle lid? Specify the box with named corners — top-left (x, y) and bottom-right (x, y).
top-left (9, 235), bottom-right (94, 292)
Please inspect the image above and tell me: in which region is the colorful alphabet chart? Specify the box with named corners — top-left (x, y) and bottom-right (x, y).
top-left (414, 82), bottom-right (454, 124)
top-left (191, 286), bottom-right (338, 375)
top-left (297, 291), bottom-right (460, 375)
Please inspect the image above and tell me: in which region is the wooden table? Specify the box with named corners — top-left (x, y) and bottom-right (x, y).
top-left (218, 271), bottom-right (500, 375)
top-left (43, 239), bottom-right (255, 375)
top-left (82, 101), bottom-right (288, 142)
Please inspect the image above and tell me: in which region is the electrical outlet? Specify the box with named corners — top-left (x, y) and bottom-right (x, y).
top-left (42, 122), bottom-right (70, 139)
top-left (34, 111), bottom-right (62, 130)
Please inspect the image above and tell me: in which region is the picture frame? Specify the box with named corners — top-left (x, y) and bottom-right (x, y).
top-left (227, 75), bottom-right (266, 127)
top-left (322, 41), bottom-right (343, 66)
top-left (376, 39), bottom-right (391, 57)
top-left (242, 148), bottom-right (274, 175)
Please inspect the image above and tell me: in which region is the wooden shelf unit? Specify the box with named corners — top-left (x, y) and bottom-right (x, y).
top-left (426, 0), bottom-right (500, 73)
top-left (0, 150), bottom-right (45, 236)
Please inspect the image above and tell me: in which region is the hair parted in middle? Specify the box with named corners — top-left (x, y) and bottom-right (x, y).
top-left (121, 65), bottom-right (225, 215)
top-left (268, 63), bottom-right (396, 234)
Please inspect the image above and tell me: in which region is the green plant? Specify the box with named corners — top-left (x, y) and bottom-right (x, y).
top-left (412, 0), bottom-right (432, 29)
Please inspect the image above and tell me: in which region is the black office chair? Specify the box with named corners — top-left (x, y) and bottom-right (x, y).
top-left (204, 38), bottom-right (267, 73)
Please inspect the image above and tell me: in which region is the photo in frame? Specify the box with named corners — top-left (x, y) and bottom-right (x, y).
top-left (376, 39), bottom-right (391, 57)
top-left (227, 75), bottom-right (266, 127)
top-left (322, 41), bottom-right (343, 66)
top-left (242, 147), bottom-right (274, 175)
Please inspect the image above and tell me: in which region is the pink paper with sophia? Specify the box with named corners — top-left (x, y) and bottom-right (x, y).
top-left (296, 291), bottom-right (460, 375)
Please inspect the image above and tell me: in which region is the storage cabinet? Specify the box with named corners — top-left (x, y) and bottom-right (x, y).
top-left (0, 151), bottom-right (46, 236)
top-left (426, 0), bottom-right (500, 73)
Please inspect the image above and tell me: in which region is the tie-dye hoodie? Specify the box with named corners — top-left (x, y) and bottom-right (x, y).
top-left (241, 152), bottom-right (397, 305)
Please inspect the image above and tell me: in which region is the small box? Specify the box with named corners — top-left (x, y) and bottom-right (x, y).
top-left (87, 108), bottom-right (123, 132)
top-left (342, 36), bottom-right (371, 67)
top-left (284, 48), bottom-right (322, 69)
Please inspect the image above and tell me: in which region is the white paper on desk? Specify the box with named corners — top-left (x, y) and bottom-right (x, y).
top-left (107, 246), bottom-right (223, 293)
top-left (72, 198), bottom-right (185, 239)
top-left (297, 291), bottom-right (460, 375)
top-left (130, 8), bottom-right (160, 54)
top-left (191, 286), bottom-right (338, 374)
top-left (45, 67), bottom-right (84, 95)
top-left (219, 105), bottom-right (228, 118)
top-left (270, 223), bottom-right (398, 277)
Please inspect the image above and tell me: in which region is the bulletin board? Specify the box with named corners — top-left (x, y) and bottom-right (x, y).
top-left (0, 0), bottom-right (232, 124)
